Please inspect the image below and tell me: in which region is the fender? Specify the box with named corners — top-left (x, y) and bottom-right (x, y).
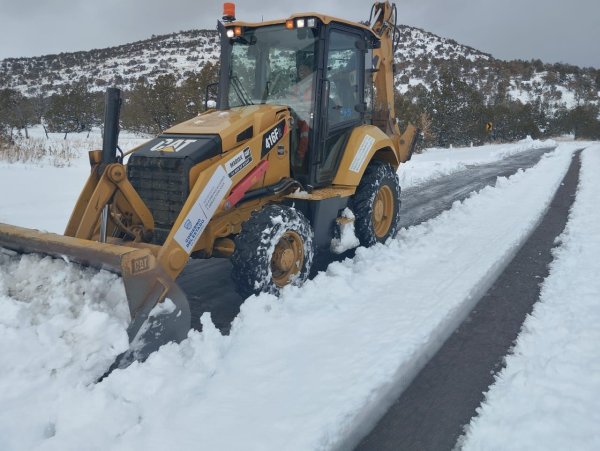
top-left (332, 125), bottom-right (397, 186)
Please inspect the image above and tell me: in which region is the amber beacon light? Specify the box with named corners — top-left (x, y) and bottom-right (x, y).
top-left (223, 3), bottom-right (236, 22)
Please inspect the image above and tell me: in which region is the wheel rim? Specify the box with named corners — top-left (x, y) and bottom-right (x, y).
top-left (271, 231), bottom-right (305, 287)
top-left (372, 185), bottom-right (394, 239)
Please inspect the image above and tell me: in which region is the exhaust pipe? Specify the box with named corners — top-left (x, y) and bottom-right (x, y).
top-left (100, 88), bottom-right (122, 242)
top-left (102, 87), bottom-right (122, 164)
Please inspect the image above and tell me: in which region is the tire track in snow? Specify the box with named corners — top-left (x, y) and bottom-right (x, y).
top-left (355, 149), bottom-right (584, 451)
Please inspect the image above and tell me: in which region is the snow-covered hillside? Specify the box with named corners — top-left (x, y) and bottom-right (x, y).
top-left (2, 137), bottom-right (599, 450)
top-left (1, 24), bottom-right (598, 112)
top-left (393, 25), bottom-right (599, 111)
top-left (0, 30), bottom-right (219, 96)
top-left (395, 26), bottom-right (492, 64)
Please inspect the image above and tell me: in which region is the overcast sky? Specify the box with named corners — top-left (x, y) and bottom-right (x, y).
top-left (0, 0), bottom-right (599, 68)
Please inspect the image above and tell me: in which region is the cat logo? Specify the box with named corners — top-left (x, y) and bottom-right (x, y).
top-left (130, 255), bottom-right (150, 275)
top-left (150, 138), bottom-right (196, 153)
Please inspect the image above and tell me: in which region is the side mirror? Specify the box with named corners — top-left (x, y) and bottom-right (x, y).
top-left (366, 50), bottom-right (379, 73)
top-left (204, 82), bottom-right (219, 110)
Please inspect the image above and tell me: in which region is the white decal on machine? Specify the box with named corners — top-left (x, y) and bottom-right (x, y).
top-left (349, 135), bottom-right (375, 173)
top-left (174, 165), bottom-right (232, 253)
top-left (150, 139), bottom-right (196, 153)
top-left (224, 147), bottom-right (252, 177)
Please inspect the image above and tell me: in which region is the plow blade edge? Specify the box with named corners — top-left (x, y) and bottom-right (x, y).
top-left (0, 222), bottom-right (191, 369)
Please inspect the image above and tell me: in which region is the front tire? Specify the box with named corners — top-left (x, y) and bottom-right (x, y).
top-left (231, 204), bottom-right (314, 298)
top-left (352, 160), bottom-right (401, 246)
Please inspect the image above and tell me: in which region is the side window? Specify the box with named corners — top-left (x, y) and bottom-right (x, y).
top-left (326, 31), bottom-right (362, 129)
top-left (315, 29), bottom-right (364, 185)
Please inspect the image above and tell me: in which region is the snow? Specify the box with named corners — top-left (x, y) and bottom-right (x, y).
top-left (0, 128), bottom-right (148, 233)
top-left (330, 208), bottom-right (359, 254)
top-left (399, 136), bottom-right (556, 189)
top-left (0, 140), bottom-right (587, 450)
top-left (0, 164), bottom-right (89, 233)
top-left (0, 251), bottom-right (130, 451)
top-left (459, 145), bottom-right (600, 451)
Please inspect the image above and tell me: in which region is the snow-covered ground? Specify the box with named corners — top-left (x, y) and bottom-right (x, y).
top-left (0, 127), bottom-right (148, 232)
top-left (0, 137), bottom-right (598, 450)
top-left (459, 146), bottom-right (600, 451)
top-left (398, 136), bottom-right (555, 189)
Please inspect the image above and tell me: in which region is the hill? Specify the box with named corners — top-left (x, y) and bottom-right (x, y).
top-left (1, 25), bottom-right (599, 144)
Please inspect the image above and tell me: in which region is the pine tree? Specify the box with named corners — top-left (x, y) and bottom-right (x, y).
top-left (425, 66), bottom-right (486, 147)
top-left (45, 81), bottom-right (96, 138)
top-left (121, 78), bottom-right (155, 134)
top-left (0, 88), bottom-right (35, 139)
top-left (179, 62), bottom-right (220, 116)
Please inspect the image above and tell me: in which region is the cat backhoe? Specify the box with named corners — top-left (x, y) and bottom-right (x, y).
top-left (0, 1), bottom-right (419, 368)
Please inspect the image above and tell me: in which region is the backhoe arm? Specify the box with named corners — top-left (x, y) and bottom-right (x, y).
top-left (370, 1), bottom-right (419, 161)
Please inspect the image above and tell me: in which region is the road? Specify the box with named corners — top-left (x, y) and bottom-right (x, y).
top-left (178, 146), bottom-right (556, 333)
top-left (356, 149), bottom-right (582, 450)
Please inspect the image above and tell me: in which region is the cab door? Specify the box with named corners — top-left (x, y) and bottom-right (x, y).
top-left (312, 26), bottom-right (366, 186)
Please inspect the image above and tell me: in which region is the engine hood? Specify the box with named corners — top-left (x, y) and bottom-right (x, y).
top-left (164, 105), bottom-right (288, 152)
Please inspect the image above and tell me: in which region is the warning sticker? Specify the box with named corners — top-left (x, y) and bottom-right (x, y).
top-left (174, 165), bottom-right (232, 253)
top-left (224, 147), bottom-right (252, 178)
top-left (349, 135), bottom-right (375, 173)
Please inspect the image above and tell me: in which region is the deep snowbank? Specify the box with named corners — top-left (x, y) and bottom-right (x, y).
top-left (0, 144), bottom-right (579, 451)
top-left (460, 146), bottom-right (600, 451)
top-left (0, 251), bottom-right (129, 451)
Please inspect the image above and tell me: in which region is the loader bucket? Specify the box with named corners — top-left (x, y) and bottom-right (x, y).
top-left (0, 222), bottom-right (191, 370)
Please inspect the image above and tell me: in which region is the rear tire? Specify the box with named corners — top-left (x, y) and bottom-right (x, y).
top-left (231, 204), bottom-right (314, 299)
top-left (352, 160), bottom-right (401, 246)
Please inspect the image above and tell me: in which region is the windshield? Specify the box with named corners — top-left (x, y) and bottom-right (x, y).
top-left (228, 25), bottom-right (319, 120)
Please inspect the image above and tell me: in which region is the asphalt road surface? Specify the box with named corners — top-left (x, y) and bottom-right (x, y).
top-left (355, 149), bottom-right (582, 451)
top-left (178, 146), bottom-right (556, 333)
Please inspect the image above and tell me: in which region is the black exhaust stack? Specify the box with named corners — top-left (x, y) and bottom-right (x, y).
top-left (102, 87), bottom-right (122, 164)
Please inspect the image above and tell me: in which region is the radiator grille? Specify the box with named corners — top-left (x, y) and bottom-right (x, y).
top-left (128, 157), bottom-right (190, 244)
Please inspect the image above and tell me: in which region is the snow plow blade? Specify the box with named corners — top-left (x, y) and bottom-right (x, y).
top-left (0, 222), bottom-right (191, 370)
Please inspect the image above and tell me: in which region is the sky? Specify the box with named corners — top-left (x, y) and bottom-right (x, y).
top-left (0, 0), bottom-right (599, 69)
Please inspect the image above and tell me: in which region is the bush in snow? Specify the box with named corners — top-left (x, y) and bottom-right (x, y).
top-left (0, 136), bottom-right (78, 166)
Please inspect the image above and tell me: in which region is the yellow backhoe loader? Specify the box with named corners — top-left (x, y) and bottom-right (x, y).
top-left (0, 2), bottom-right (419, 368)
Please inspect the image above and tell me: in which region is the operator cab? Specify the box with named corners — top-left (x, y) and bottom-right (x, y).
top-left (218, 14), bottom-right (378, 187)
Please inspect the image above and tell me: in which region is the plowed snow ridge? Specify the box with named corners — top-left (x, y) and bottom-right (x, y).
top-left (460, 146), bottom-right (600, 451)
top-left (0, 142), bottom-right (579, 451)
